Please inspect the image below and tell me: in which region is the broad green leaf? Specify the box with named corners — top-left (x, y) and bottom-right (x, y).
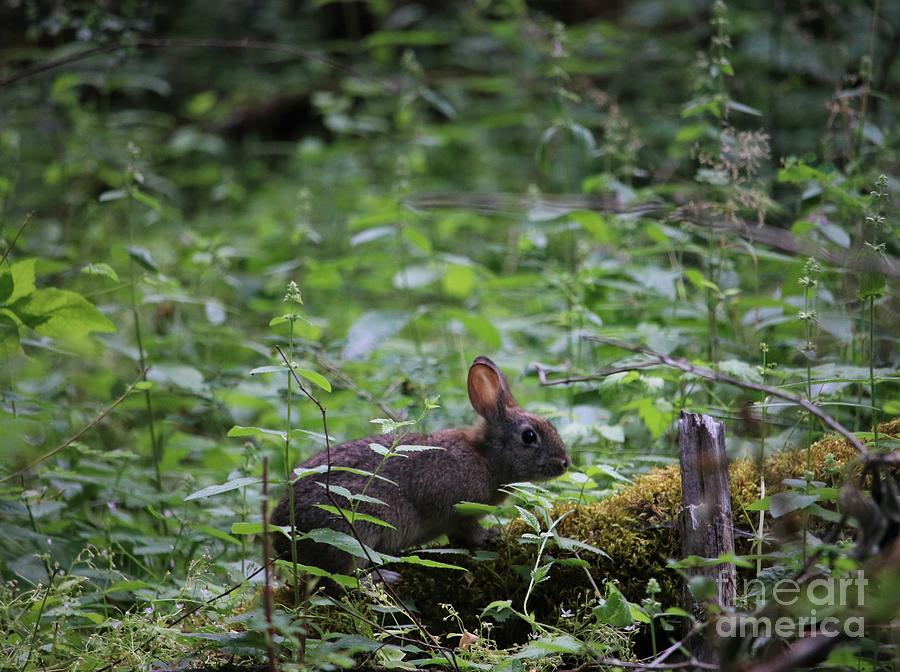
top-left (443, 264), bottom-right (477, 298)
top-left (12, 287), bottom-right (116, 338)
top-left (594, 583), bottom-right (633, 627)
top-left (149, 364), bottom-right (206, 393)
top-left (0, 258), bottom-right (36, 304)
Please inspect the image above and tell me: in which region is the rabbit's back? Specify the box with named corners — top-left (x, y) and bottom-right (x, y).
top-left (271, 429), bottom-right (498, 572)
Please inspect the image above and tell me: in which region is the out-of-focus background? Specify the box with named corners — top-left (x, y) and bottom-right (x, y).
top-left (0, 1), bottom-right (897, 669)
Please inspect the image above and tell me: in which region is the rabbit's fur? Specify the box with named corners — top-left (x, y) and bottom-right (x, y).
top-left (271, 356), bottom-right (570, 576)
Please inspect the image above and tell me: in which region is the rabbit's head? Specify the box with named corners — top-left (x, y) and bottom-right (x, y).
top-left (467, 356), bottom-right (570, 484)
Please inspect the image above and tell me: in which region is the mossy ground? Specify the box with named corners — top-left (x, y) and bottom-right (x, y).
top-left (392, 419), bottom-right (898, 644)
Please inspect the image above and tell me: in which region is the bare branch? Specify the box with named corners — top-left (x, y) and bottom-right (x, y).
top-left (314, 354), bottom-right (401, 421)
top-left (0, 211), bottom-right (35, 268)
top-left (0, 38), bottom-right (371, 89)
top-left (547, 336), bottom-right (867, 455)
top-left (2, 371), bottom-right (146, 483)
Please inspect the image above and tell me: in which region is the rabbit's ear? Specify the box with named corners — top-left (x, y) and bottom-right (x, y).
top-left (468, 356), bottom-right (517, 419)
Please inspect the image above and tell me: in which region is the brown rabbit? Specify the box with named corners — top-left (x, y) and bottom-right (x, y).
top-left (270, 356), bottom-right (570, 576)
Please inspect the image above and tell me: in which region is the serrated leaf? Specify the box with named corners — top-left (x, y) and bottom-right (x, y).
top-left (530, 561), bottom-right (552, 584)
top-left (314, 482), bottom-right (388, 506)
top-left (394, 444), bottom-right (445, 453)
top-left (81, 262), bottom-right (120, 282)
top-left (515, 506), bottom-right (541, 533)
top-left (12, 287), bottom-right (116, 338)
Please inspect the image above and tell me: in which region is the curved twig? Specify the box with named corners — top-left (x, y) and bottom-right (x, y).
top-left (0, 37), bottom-right (371, 89)
top-left (544, 336), bottom-right (867, 455)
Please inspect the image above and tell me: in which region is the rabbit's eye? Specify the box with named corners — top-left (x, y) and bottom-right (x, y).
top-left (521, 428), bottom-right (538, 445)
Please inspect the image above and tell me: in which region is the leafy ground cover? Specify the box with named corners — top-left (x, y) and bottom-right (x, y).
top-left (0, 1), bottom-right (898, 670)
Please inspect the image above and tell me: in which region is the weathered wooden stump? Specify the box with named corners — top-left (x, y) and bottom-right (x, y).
top-left (678, 411), bottom-right (736, 664)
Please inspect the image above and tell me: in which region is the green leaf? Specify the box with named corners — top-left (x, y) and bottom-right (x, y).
top-left (443, 264), bottom-right (477, 298)
top-left (273, 560), bottom-right (358, 588)
top-left (81, 262), bottom-right (120, 283)
top-left (0, 312), bottom-right (22, 358)
top-left (12, 287), bottom-right (116, 338)
top-left (132, 188), bottom-right (162, 211)
top-left (394, 444), bottom-right (445, 453)
top-left (126, 246), bottom-right (160, 272)
top-left (184, 476), bottom-right (260, 501)
top-left (313, 504), bottom-right (396, 528)
top-left (0, 259), bottom-right (36, 304)
top-left (521, 635), bottom-right (583, 656)
top-left (530, 561), bottom-right (552, 584)
top-left (304, 528), bottom-right (383, 563)
top-left (553, 535), bottom-right (609, 557)
top-left (594, 583), bottom-right (633, 626)
top-left (768, 492), bottom-right (819, 518)
top-left (295, 367), bottom-right (332, 392)
top-left (396, 555), bottom-right (466, 570)
top-left (228, 425), bottom-right (286, 444)
top-left (454, 501), bottom-right (498, 516)
top-left (231, 522), bottom-right (285, 536)
top-left (193, 525), bottom-right (241, 546)
top-left (515, 506), bottom-right (541, 533)
top-left (104, 580), bottom-right (155, 594)
top-left (684, 268), bottom-right (720, 294)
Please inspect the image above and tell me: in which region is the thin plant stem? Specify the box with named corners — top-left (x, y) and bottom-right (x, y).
top-left (869, 296), bottom-right (878, 447)
top-left (756, 344), bottom-right (768, 577)
top-left (261, 457), bottom-right (278, 672)
top-left (855, 0), bottom-right (881, 158)
top-left (284, 319), bottom-right (302, 608)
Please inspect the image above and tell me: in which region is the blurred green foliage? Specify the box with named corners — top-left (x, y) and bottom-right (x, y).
top-left (0, 0), bottom-right (897, 669)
